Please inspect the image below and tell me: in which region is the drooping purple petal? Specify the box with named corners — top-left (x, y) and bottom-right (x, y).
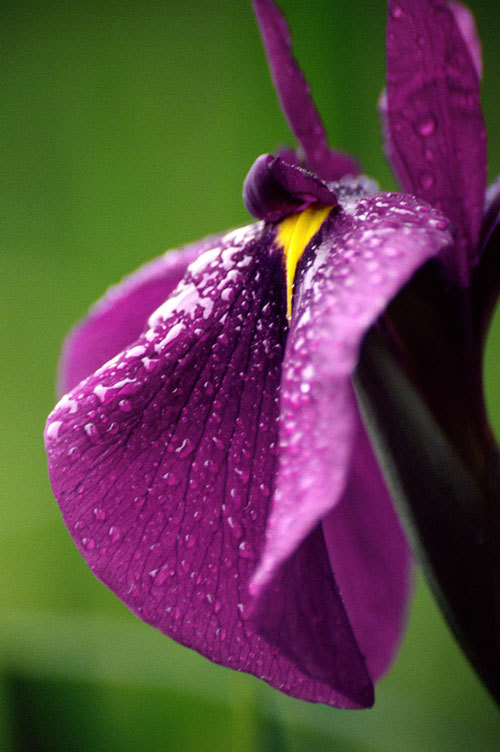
top-left (251, 524), bottom-right (373, 707)
top-left (252, 0), bottom-right (360, 181)
top-left (449, 1), bottom-right (483, 79)
top-left (322, 406), bottom-right (411, 681)
top-left (386, 0), bottom-right (486, 281)
top-left (250, 190), bottom-right (453, 600)
top-left (243, 154), bottom-right (337, 222)
top-left (45, 223), bottom-right (372, 708)
top-left (59, 235), bottom-right (221, 395)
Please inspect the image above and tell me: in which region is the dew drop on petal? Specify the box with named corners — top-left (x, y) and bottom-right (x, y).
top-left (119, 399), bottom-right (133, 413)
top-left (46, 421), bottom-right (63, 440)
top-left (108, 526), bottom-right (121, 542)
top-left (68, 446), bottom-right (81, 462)
top-left (415, 114), bottom-right (437, 137)
top-left (149, 565), bottom-right (170, 586)
top-left (419, 172), bottom-right (435, 190)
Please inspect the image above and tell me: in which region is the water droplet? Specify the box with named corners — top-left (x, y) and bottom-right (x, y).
top-left (46, 421), bottom-right (63, 440)
top-left (163, 472), bottom-right (179, 487)
top-left (415, 114), bottom-right (437, 137)
top-left (119, 399), bottom-right (132, 412)
top-left (226, 516), bottom-right (243, 539)
top-left (238, 541), bottom-right (255, 560)
top-left (149, 565), bottom-right (170, 586)
top-left (142, 357), bottom-right (159, 373)
top-left (391, 5), bottom-right (403, 19)
top-left (84, 423), bottom-right (100, 442)
top-left (68, 446), bottom-right (81, 462)
top-left (108, 526), bottom-right (121, 542)
top-left (93, 507), bottom-right (106, 521)
top-left (82, 537), bottom-right (95, 550)
top-left (235, 467), bottom-right (250, 484)
top-left (175, 438), bottom-right (194, 457)
top-left (419, 172), bottom-right (435, 190)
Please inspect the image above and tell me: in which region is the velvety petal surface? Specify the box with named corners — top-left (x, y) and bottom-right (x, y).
top-left (45, 222), bottom-right (372, 708)
top-left (243, 154), bottom-right (337, 222)
top-left (322, 406), bottom-right (411, 681)
top-left (386, 0), bottom-right (486, 281)
top-left (251, 190), bottom-right (453, 599)
top-left (252, 0), bottom-right (359, 181)
top-left (59, 235), bottom-right (220, 395)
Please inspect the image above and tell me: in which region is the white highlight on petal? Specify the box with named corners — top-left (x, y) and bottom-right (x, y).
top-left (187, 247), bottom-right (221, 275)
top-left (154, 322), bottom-right (185, 353)
top-left (126, 345), bottom-right (147, 358)
top-left (222, 223), bottom-right (261, 247)
top-left (46, 420), bottom-right (63, 440)
top-left (58, 393), bottom-right (78, 414)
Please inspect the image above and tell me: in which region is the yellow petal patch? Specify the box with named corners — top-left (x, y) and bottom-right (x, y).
top-left (277, 204), bottom-right (334, 319)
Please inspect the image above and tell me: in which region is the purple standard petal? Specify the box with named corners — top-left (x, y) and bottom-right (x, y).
top-left (449, 1), bottom-right (483, 79)
top-left (252, 0), bottom-right (360, 181)
top-left (322, 406), bottom-right (411, 681)
top-left (251, 190), bottom-right (453, 602)
top-left (243, 153), bottom-right (337, 222)
top-left (59, 234), bottom-right (222, 395)
top-left (45, 223), bottom-right (371, 708)
top-left (386, 0), bottom-right (486, 281)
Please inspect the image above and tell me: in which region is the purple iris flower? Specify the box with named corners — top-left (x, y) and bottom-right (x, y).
top-left (44, 0), bottom-right (499, 708)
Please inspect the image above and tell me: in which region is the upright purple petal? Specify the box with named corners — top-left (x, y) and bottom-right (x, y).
top-left (252, 0), bottom-right (360, 181)
top-left (251, 191), bottom-right (453, 601)
top-left (45, 223), bottom-right (370, 708)
top-left (386, 0), bottom-right (486, 281)
top-left (322, 406), bottom-right (411, 681)
top-left (59, 235), bottom-right (221, 395)
top-left (449, 1), bottom-right (483, 79)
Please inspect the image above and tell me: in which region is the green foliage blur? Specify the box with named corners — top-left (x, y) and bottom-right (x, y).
top-left (1, 1), bottom-right (499, 749)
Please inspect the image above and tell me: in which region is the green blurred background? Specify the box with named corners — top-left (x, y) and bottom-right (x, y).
top-left (2, 0), bottom-right (500, 749)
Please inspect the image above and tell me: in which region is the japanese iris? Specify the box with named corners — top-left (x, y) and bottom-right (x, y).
top-left (44, 0), bottom-right (499, 708)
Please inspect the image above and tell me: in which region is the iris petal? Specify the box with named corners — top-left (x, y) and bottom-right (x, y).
top-left (322, 405), bottom-right (411, 681)
top-left (449, 1), bottom-right (483, 79)
top-left (386, 0), bottom-right (486, 281)
top-left (45, 222), bottom-right (373, 707)
top-left (251, 524), bottom-right (374, 708)
top-left (252, 0), bottom-right (360, 181)
top-left (59, 236), bottom-right (220, 394)
top-left (251, 191), bottom-right (453, 602)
